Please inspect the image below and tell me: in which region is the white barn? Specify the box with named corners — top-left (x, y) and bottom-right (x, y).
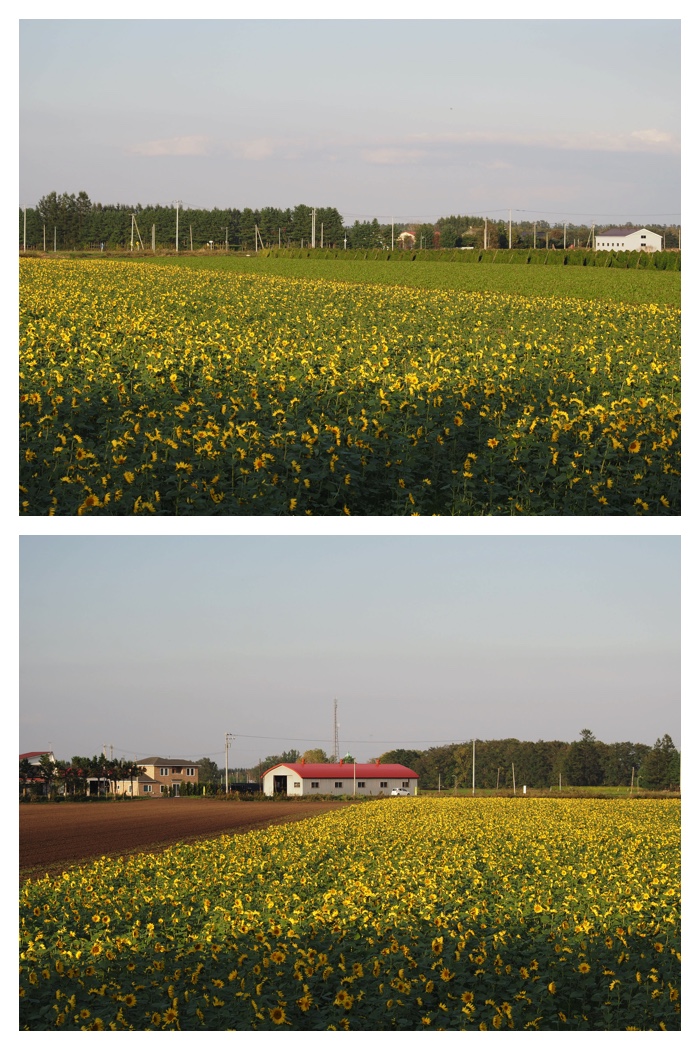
top-left (262, 761), bottom-right (418, 797)
top-left (595, 227), bottom-right (662, 253)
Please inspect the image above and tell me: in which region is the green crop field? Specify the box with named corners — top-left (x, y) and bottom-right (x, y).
top-left (134, 252), bottom-right (681, 307)
top-left (20, 257), bottom-right (680, 516)
top-left (19, 798), bottom-right (680, 1031)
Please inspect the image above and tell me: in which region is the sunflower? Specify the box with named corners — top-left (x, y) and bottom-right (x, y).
top-left (269, 1006), bottom-right (287, 1025)
top-left (334, 990), bottom-right (354, 1010)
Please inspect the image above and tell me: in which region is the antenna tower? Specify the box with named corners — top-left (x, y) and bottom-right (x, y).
top-left (332, 698), bottom-right (339, 762)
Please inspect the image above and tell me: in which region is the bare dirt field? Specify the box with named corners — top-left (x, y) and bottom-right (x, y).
top-left (20, 799), bottom-right (349, 880)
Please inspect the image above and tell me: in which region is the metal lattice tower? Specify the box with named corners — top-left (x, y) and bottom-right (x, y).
top-left (332, 698), bottom-right (339, 762)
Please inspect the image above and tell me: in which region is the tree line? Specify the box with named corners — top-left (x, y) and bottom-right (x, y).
top-left (19, 193), bottom-right (345, 252)
top-left (378, 730), bottom-right (680, 791)
top-left (19, 191), bottom-right (681, 252)
top-left (20, 754), bottom-right (144, 799)
top-left (21, 732), bottom-right (679, 798)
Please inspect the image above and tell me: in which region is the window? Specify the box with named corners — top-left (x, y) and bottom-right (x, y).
top-left (402, 781), bottom-right (409, 788)
top-left (186, 767), bottom-right (195, 777)
top-left (172, 767), bottom-right (182, 774)
top-left (335, 781), bottom-right (343, 788)
top-left (160, 768), bottom-right (168, 776)
top-left (160, 785), bottom-right (166, 793)
top-left (357, 781), bottom-right (365, 788)
top-left (143, 784), bottom-right (152, 793)
top-left (311, 781), bottom-right (319, 788)
top-left (380, 781), bottom-right (388, 788)
top-left (294, 782), bottom-right (301, 788)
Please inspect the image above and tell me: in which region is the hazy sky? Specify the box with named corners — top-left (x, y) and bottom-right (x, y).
top-left (20, 536), bottom-right (680, 767)
top-left (19, 17), bottom-right (680, 223)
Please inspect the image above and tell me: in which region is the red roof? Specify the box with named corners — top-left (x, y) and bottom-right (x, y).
top-left (19, 752), bottom-right (54, 761)
top-left (264, 762), bottom-right (418, 779)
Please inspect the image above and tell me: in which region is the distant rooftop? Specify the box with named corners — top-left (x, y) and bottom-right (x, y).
top-left (139, 757), bottom-right (200, 766)
top-left (597, 227), bottom-right (646, 237)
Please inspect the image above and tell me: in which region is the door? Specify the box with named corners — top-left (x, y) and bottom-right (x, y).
top-left (273, 775), bottom-right (287, 794)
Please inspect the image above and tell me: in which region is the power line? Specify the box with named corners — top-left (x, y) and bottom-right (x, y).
top-left (103, 732), bottom-right (467, 761)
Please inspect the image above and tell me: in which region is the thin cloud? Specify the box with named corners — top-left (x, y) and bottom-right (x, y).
top-left (362, 147), bottom-right (429, 165)
top-left (237, 137), bottom-right (276, 161)
top-left (407, 128), bottom-right (679, 155)
top-left (128, 136), bottom-right (210, 157)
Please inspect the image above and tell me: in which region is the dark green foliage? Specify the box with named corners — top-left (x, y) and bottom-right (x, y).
top-left (564, 729), bottom-right (604, 787)
top-left (391, 731), bottom-right (677, 791)
top-left (196, 757), bottom-right (221, 786)
top-left (378, 748), bottom-right (423, 768)
top-left (638, 735), bottom-right (680, 790)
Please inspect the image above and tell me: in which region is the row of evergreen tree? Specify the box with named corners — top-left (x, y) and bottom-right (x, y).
top-left (378, 730), bottom-right (680, 791)
top-left (19, 192), bottom-right (681, 252)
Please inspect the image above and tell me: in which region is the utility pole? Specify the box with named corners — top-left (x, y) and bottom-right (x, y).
top-left (131, 214), bottom-right (145, 252)
top-left (152, 224), bottom-right (156, 252)
top-left (174, 200), bottom-right (181, 252)
top-left (311, 208), bottom-right (316, 249)
top-left (391, 217), bottom-right (394, 251)
top-left (484, 216), bottom-right (487, 250)
top-left (320, 222), bottom-right (324, 249)
top-left (592, 222), bottom-right (596, 250)
top-left (225, 227), bottom-right (229, 251)
top-left (43, 224), bottom-right (46, 252)
top-left (512, 763), bottom-right (516, 795)
top-left (344, 232), bottom-right (347, 250)
top-left (23, 206), bottom-right (26, 252)
top-left (564, 222), bottom-right (567, 250)
top-left (472, 738), bottom-right (476, 795)
top-left (225, 733), bottom-right (233, 794)
top-left (533, 222), bottom-right (536, 249)
top-left (496, 767), bottom-right (501, 791)
top-left (54, 227), bottom-right (57, 252)
top-left (278, 228), bottom-right (281, 248)
top-left (508, 209), bottom-right (512, 250)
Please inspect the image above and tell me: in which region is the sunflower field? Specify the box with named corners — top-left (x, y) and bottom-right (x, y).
top-left (19, 798), bottom-right (680, 1030)
top-left (20, 259), bottom-right (680, 515)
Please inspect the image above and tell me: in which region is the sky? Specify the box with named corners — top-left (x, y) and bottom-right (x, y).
top-left (18, 16), bottom-right (681, 224)
top-left (19, 536), bottom-right (680, 767)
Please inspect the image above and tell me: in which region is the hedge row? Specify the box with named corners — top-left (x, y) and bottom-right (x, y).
top-left (264, 247), bottom-right (680, 270)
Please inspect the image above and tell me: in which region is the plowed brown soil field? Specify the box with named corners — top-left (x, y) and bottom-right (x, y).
top-left (20, 799), bottom-right (348, 880)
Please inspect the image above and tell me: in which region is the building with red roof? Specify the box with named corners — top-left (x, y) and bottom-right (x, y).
top-left (261, 760), bottom-right (418, 797)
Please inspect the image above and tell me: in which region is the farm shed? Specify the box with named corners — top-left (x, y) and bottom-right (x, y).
top-left (594, 227), bottom-right (662, 252)
top-left (262, 761), bottom-right (418, 797)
